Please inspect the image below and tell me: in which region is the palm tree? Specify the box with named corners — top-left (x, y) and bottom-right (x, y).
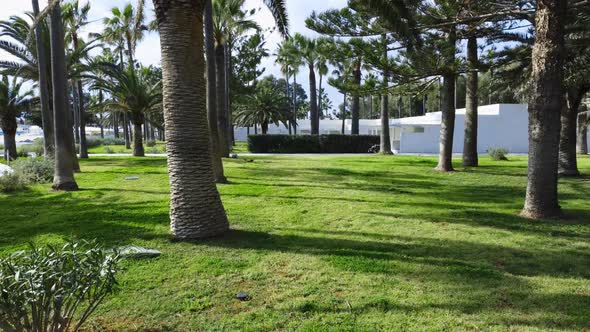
top-left (91, 64), bottom-right (161, 157)
top-left (49, 3), bottom-right (78, 191)
top-left (63, 0), bottom-right (92, 159)
top-left (151, 0), bottom-right (288, 240)
top-left (205, 0), bottom-right (227, 183)
top-left (32, 0), bottom-right (54, 158)
top-left (521, 0), bottom-right (566, 219)
top-left (212, 0), bottom-right (260, 156)
top-left (291, 33), bottom-right (320, 134)
top-left (234, 79), bottom-right (289, 134)
top-left (0, 76), bottom-right (34, 160)
top-left (276, 38), bottom-right (303, 134)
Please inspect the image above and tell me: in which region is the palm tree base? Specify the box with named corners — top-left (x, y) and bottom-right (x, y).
top-left (52, 181), bottom-right (79, 191)
top-left (434, 165), bottom-right (454, 172)
top-left (171, 224), bottom-right (229, 241)
top-left (520, 206), bottom-right (563, 220)
top-left (558, 168), bottom-right (580, 177)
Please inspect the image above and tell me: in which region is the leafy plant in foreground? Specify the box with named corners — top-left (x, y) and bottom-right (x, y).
top-left (0, 241), bottom-right (121, 332)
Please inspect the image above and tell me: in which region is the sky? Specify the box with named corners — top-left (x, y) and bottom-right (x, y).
top-left (0, 0), bottom-right (347, 113)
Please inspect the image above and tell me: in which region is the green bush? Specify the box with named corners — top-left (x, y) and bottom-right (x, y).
top-left (86, 137), bottom-right (126, 148)
top-left (104, 146), bottom-right (115, 154)
top-left (488, 147), bottom-right (509, 161)
top-left (0, 172), bottom-right (28, 193)
top-left (12, 158), bottom-right (53, 184)
top-left (147, 146), bottom-right (160, 154)
top-left (17, 138), bottom-right (44, 157)
top-left (145, 140), bottom-right (157, 147)
top-left (247, 135), bottom-right (380, 153)
top-left (0, 241), bottom-right (121, 332)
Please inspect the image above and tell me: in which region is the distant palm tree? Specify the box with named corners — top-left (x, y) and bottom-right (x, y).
top-left (234, 81), bottom-right (289, 134)
top-left (0, 76), bottom-right (34, 160)
top-left (275, 38), bottom-right (303, 134)
top-left (291, 33), bottom-right (320, 134)
top-left (152, 0), bottom-right (288, 240)
top-left (91, 64), bottom-right (161, 157)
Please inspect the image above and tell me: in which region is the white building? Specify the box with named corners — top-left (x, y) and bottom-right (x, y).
top-left (234, 104), bottom-right (590, 154)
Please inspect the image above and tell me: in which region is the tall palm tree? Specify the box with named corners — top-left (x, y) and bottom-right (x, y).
top-left (0, 76), bottom-right (34, 160)
top-left (205, 0), bottom-right (227, 183)
top-left (49, 3), bottom-right (78, 191)
top-left (63, 0), bottom-right (92, 159)
top-left (32, 0), bottom-right (54, 158)
top-left (212, 0), bottom-right (260, 156)
top-left (521, 0), bottom-right (566, 219)
top-left (276, 38), bottom-right (303, 134)
top-left (291, 33), bottom-right (320, 134)
top-left (151, 0), bottom-right (287, 240)
top-left (91, 64), bottom-right (161, 157)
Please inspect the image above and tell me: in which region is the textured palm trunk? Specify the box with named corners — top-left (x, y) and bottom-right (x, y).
top-left (351, 63), bottom-right (361, 135)
top-left (309, 64), bottom-right (319, 135)
top-left (132, 118), bottom-right (145, 157)
top-left (32, 0), bottom-right (54, 158)
top-left (261, 121), bottom-right (269, 135)
top-left (153, 0), bottom-right (229, 239)
top-left (341, 92), bottom-right (347, 134)
top-left (113, 113), bottom-right (119, 138)
top-left (558, 89), bottom-right (583, 176)
top-left (463, 36), bottom-right (479, 167)
top-left (435, 28), bottom-right (457, 172)
top-left (577, 112), bottom-right (588, 154)
top-left (1, 117), bottom-right (17, 160)
top-left (318, 73), bottom-right (323, 118)
top-left (73, 87), bottom-right (80, 144)
top-left (522, 0), bottom-right (566, 219)
top-left (224, 42), bottom-right (233, 148)
top-left (204, 0), bottom-right (227, 183)
top-left (49, 5), bottom-right (78, 191)
top-left (215, 42), bottom-right (230, 157)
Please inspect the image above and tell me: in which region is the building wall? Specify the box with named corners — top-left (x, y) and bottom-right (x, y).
top-left (399, 104), bottom-right (530, 154)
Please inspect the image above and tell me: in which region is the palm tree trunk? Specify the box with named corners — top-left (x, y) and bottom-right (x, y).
top-left (154, 0), bottom-right (229, 239)
top-left (32, 0), bottom-right (54, 158)
top-left (132, 118), bottom-right (145, 157)
top-left (204, 0), bottom-right (227, 183)
top-left (262, 121), bottom-right (268, 135)
top-left (463, 35), bottom-right (479, 167)
top-left (72, 84), bottom-right (80, 144)
top-left (558, 88), bottom-right (583, 176)
top-left (49, 4), bottom-right (78, 191)
top-left (215, 42), bottom-right (230, 157)
top-left (577, 112), bottom-right (588, 154)
top-left (351, 62), bottom-right (361, 135)
top-left (435, 27), bottom-right (457, 172)
top-left (77, 80), bottom-right (88, 158)
top-left (342, 92), bottom-right (347, 134)
top-left (318, 73), bottom-right (323, 119)
top-left (224, 41), bottom-right (234, 148)
top-left (522, 0), bottom-right (566, 219)
top-left (380, 36), bottom-right (392, 155)
top-left (309, 64), bottom-right (319, 135)
top-left (293, 74), bottom-right (298, 135)
top-left (113, 112), bottom-right (119, 138)
top-left (1, 116), bottom-right (17, 160)
top-left (123, 113), bottom-right (131, 149)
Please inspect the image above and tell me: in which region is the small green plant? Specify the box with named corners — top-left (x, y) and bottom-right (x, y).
top-left (0, 172), bottom-right (28, 193)
top-left (12, 158), bottom-right (54, 184)
top-left (17, 138), bottom-right (44, 157)
top-left (0, 241), bottom-right (121, 332)
top-left (488, 148), bottom-right (509, 161)
top-left (145, 140), bottom-right (157, 147)
top-left (104, 147), bottom-right (115, 154)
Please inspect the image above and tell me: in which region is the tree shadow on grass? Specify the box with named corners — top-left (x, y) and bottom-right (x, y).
top-left (197, 229), bottom-right (590, 330)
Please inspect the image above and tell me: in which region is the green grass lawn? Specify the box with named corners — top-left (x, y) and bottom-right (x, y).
top-left (2, 155), bottom-right (590, 331)
top-left (88, 142), bottom-right (166, 154)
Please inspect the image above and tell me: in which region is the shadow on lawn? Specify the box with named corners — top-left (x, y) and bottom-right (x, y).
top-left (199, 229), bottom-right (590, 330)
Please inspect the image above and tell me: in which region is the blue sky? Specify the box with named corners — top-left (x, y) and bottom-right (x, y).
top-left (1, 0), bottom-right (347, 112)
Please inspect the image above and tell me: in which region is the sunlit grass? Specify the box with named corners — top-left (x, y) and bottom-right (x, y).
top-left (2, 155), bottom-right (589, 331)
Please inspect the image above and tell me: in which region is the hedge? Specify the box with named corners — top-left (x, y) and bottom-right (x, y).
top-left (247, 134), bottom-right (380, 153)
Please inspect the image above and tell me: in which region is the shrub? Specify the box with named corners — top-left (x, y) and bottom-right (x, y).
top-left (247, 134), bottom-right (380, 153)
top-left (12, 158), bottom-right (53, 184)
top-left (103, 137), bottom-right (125, 146)
top-left (85, 137), bottom-right (103, 148)
top-left (488, 147), bottom-right (509, 161)
top-left (104, 147), bottom-right (115, 154)
top-left (147, 146), bottom-right (160, 154)
top-left (145, 140), bottom-right (157, 147)
top-left (0, 241), bottom-right (121, 332)
top-left (17, 138), bottom-right (44, 157)
top-left (0, 172), bottom-right (27, 193)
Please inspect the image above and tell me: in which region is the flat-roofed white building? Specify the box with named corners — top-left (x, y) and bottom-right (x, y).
top-left (235, 104), bottom-right (590, 154)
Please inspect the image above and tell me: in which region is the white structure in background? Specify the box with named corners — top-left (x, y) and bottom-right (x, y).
top-left (235, 104), bottom-right (589, 154)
